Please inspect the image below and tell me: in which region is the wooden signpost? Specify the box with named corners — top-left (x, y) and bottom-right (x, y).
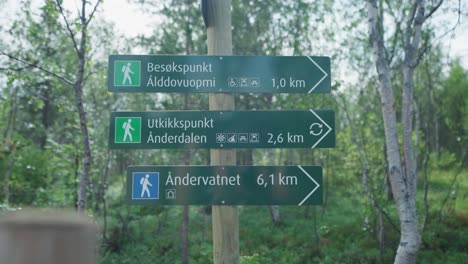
top-left (107, 0), bottom-right (334, 263)
top-left (204, 1), bottom-right (239, 262)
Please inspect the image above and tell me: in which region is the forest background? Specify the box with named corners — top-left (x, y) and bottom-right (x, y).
top-left (0, 0), bottom-right (467, 263)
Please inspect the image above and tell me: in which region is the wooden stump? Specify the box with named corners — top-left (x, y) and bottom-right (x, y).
top-left (0, 209), bottom-right (97, 264)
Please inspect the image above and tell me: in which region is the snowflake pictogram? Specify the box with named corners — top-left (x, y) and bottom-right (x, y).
top-left (216, 133), bottom-right (226, 143)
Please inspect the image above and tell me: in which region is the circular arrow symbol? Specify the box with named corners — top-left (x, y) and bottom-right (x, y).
top-left (310, 123), bottom-right (323, 136)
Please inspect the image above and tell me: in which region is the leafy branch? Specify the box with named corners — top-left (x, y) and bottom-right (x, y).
top-left (0, 49), bottom-right (73, 86)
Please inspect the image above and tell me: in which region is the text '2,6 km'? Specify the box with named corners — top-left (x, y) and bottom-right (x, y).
top-left (108, 55), bottom-right (330, 93)
top-left (109, 110), bottom-right (335, 149)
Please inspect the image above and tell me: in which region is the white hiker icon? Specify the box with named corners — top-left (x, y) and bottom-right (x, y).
top-left (122, 62), bottom-right (134, 85)
top-left (123, 119), bottom-right (135, 142)
top-left (140, 174), bottom-right (153, 198)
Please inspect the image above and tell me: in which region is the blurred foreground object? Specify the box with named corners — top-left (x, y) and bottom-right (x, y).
top-left (0, 209), bottom-right (97, 264)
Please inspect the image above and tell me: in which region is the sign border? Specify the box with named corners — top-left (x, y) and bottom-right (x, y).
top-left (126, 165), bottom-right (323, 206)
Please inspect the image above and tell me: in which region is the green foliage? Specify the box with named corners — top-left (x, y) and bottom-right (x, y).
top-left (431, 150), bottom-right (459, 170)
top-left (1, 0), bottom-right (467, 263)
top-left (438, 61), bottom-right (468, 157)
top-left (9, 145), bottom-right (48, 204)
top-left (420, 211), bottom-right (468, 263)
top-left (241, 253), bottom-right (260, 264)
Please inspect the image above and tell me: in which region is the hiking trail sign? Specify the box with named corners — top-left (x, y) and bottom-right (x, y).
top-left (109, 110), bottom-right (335, 149)
top-left (108, 55), bottom-right (330, 93)
top-left (127, 165), bottom-right (322, 205)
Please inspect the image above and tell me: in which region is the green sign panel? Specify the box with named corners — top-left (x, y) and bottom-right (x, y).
top-left (109, 110), bottom-right (335, 149)
top-left (108, 55), bottom-right (330, 93)
top-left (127, 166), bottom-right (322, 205)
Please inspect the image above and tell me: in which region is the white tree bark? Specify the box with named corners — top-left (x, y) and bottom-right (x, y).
top-left (367, 0), bottom-right (426, 263)
top-left (267, 149), bottom-right (281, 224)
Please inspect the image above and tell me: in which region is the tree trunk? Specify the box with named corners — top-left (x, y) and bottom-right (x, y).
top-left (267, 148), bottom-right (281, 224)
top-left (56, 0), bottom-right (96, 214)
top-left (182, 94), bottom-right (190, 264)
top-left (398, 1), bottom-right (426, 261)
top-left (422, 57), bottom-right (433, 232)
top-left (379, 210), bottom-right (385, 263)
top-left (182, 205), bottom-right (189, 264)
top-left (312, 206), bottom-right (320, 255)
top-left (413, 99), bottom-right (420, 172)
top-left (182, 3), bottom-right (194, 258)
top-left (434, 113), bottom-right (440, 157)
top-left (338, 93), bottom-right (389, 256)
top-left (40, 87), bottom-right (50, 149)
top-left (338, 94), bottom-right (370, 202)
top-left (367, 1), bottom-right (424, 262)
top-left (95, 150), bottom-right (110, 240)
top-left (4, 159), bottom-right (13, 203)
top-left (422, 146), bottom-right (430, 232)
top-left (75, 17), bottom-right (92, 214)
top-left (3, 86), bottom-right (19, 204)
top-left (268, 206), bottom-right (281, 225)
top-left (263, 87), bottom-right (280, 225)
top-left (55, 0), bottom-right (101, 215)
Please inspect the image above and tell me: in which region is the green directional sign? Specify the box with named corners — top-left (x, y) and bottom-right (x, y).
top-left (108, 55), bottom-right (330, 93)
top-left (127, 166), bottom-right (322, 205)
top-left (109, 110), bottom-right (335, 149)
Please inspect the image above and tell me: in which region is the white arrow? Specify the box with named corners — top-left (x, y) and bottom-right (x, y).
top-left (298, 166), bottom-right (320, 206)
top-left (309, 109), bottom-right (332, 148)
top-left (306, 56), bottom-right (329, 94)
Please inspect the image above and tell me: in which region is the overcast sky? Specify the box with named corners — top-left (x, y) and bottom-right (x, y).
top-left (2, 0), bottom-right (467, 69)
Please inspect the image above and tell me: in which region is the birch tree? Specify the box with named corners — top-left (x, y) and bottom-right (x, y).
top-left (54, 0), bottom-right (102, 213)
top-left (0, 0), bottom-right (103, 212)
top-left (366, 0), bottom-right (444, 263)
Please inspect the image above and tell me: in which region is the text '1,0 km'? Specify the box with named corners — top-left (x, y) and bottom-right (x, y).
top-left (108, 55), bottom-right (330, 93)
top-left (127, 166), bottom-right (322, 205)
top-left (109, 110), bottom-right (335, 149)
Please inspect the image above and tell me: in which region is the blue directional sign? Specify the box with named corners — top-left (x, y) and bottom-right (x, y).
top-left (127, 166), bottom-right (322, 205)
top-left (131, 172), bottom-right (160, 200)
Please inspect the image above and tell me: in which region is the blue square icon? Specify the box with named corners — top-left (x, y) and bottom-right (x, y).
top-left (132, 172), bottom-right (159, 200)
